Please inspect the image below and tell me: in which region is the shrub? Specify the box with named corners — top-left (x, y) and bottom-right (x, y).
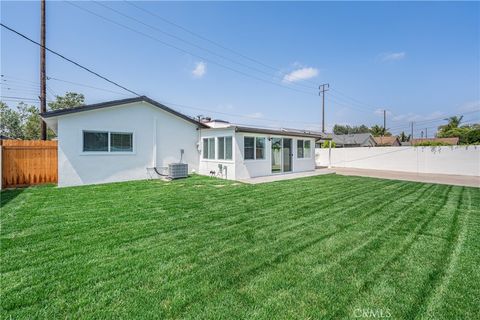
top-left (322, 140), bottom-right (336, 148)
top-left (413, 141), bottom-right (452, 147)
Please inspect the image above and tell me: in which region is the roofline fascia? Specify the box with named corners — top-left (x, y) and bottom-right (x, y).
top-left (40, 96), bottom-right (209, 128)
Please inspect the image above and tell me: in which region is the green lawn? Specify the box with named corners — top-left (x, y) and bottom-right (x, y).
top-left (1, 175), bottom-right (479, 319)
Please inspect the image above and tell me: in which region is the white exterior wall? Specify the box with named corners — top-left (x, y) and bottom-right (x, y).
top-left (198, 128), bottom-right (237, 180)
top-left (235, 133), bottom-right (316, 180)
top-left (315, 146), bottom-right (480, 177)
top-left (57, 102), bottom-right (199, 187)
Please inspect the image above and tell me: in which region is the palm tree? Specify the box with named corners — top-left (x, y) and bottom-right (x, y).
top-left (440, 116), bottom-right (463, 131)
top-left (370, 125), bottom-right (385, 137)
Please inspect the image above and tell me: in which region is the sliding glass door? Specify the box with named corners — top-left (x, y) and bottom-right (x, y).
top-left (282, 138), bottom-right (292, 172)
top-left (271, 138), bottom-right (282, 173)
top-left (271, 138), bottom-right (293, 173)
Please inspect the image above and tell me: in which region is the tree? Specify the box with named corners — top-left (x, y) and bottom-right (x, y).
top-left (0, 102), bottom-right (24, 139)
top-left (438, 124), bottom-right (480, 144)
top-left (48, 92), bottom-right (85, 111)
top-left (321, 140), bottom-right (336, 148)
top-left (439, 116), bottom-right (463, 132)
top-left (17, 103), bottom-right (43, 140)
top-left (333, 124), bottom-right (370, 135)
top-left (398, 131), bottom-right (410, 142)
top-left (369, 125), bottom-right (391, 137)
top-left (0, 92), bottom-right (84, 140)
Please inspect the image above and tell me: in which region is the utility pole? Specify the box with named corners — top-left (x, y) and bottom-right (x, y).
top-left (40, 0), bottom-right (47, 140)
top-left (383, 109), bottom-right (387, 136)
top-left (410, 122), bottom-right (414, 140)
top-left (425, 128), bottom-right (428, 139)
top-left (319, 83), bottom-right (329, 133)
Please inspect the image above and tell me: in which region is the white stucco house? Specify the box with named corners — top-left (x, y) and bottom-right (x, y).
top-left (41, 96), bottom-right (324, 187)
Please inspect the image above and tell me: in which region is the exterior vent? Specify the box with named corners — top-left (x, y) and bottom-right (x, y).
top-left (168, 163), bottom-right (188, 179)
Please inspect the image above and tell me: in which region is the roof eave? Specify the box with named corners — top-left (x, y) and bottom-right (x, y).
top-left (40, 96), bottom-right (209, 128)
top-left (234, 126), bottom-right (325, 139)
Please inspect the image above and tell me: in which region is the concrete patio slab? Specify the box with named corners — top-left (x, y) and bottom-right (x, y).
top-left (332, 167), bottom-right (480, 188)
top-left (239, 169), bottom-right (335, 184)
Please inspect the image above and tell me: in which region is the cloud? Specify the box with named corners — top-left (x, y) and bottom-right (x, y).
top-left (379, 52), bottom-right (406, 62)
top-left (246, 112), bottom-right (263, 119)
top-left (282, 67), bottom-right (319, 83)
top-left (457, 100), bottom-right (480, 112)
top-left (192, 61), bottom-right (206, 78)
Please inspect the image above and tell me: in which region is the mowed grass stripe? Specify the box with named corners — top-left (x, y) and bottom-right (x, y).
top-left (172, 182), bottom-right (432, 318)
top-left (1, 176), bottom-right (370, 274)
top-left (1, 175), bottom-right (478, 319)
top-left (230, 183), bottom-right (441, 319)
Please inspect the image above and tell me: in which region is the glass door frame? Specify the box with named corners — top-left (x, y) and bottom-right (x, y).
top-left (271, 137), bottom-right (293, 174)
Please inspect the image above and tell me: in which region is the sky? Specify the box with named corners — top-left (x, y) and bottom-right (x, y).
top-left (1, 1), bottom-right (479, 136)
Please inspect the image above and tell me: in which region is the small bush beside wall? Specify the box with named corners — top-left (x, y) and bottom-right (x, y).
top-left (321, 141), bottom-right (336, 148)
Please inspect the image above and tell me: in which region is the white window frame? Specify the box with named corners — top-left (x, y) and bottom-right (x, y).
top-left (202, 137), bottom-right (216, 160)
top-left (244, 136), bottom-right (266, 161)
top-left (110, 132), bottom-right (134, 153)
top-left (81, 130), bottom-right (134, 155)
top-left (217, 136), bottom-right (233, 161)
top-left (296, 139), bottom-right (311, 159)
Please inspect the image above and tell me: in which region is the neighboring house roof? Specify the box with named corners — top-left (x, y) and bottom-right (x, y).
top-left (373, 136), bottom-right (401, 146)
top-left (332, 133), bottom-right (376, 146)
top-left (40, 96), bottom-right (209, 128)
top-left (411, 137), bottom-right (460, 145)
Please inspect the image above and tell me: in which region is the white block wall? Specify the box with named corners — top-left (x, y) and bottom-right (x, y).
top-left (315, 146), bottom-right (480, 177)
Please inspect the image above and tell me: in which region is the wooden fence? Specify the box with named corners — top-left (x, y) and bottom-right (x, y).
top-left (1, 140), bottom-right (58, 188)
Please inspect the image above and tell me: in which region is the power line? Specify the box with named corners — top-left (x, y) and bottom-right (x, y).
top-left (65, 1), bottom-right (317, 97)
top-left (123, 0), bottom-right (294, 75)
top-left (124, 0), bottom-right (387, 112)
top-left (2, 74), bottom-right (322, 126)
top-left (94, 1), bottom-right (314, 90)
top-left (104, 1), bottom-right (385, 114)
top-left (387, 110), bottom-right (480, 131)
top-left (47, 76), bottom-right (131, 96)
top-left (0, 23), bottom-right (141, 96)
top-left (0, 95), bottom-right (53, 103)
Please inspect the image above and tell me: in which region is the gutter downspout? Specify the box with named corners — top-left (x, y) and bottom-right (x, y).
top-left (153, 117), bottom-right (157, 168)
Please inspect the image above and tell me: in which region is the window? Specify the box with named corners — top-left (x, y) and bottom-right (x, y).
top-left (244, 137), bottom-right (255, 160)
top-left (225, 137), bottom-right (232, 160)
top-left (217, 136), bottom-right (233, 160)
top-left (297, 139), bottom-right (311, 158)
top-left (218, 137), bottom-right (225, 159)
top-left (304, 140), bottom-right (311, 157)
top-left (83, 131), bottom-right (134, 153)
top-left (83, 131), bottom-right (108, 152)
top-left (110, 133), bottom-right (133, 152)
top-left (203, 137), bottom-right (215, 159)
top-left (256, 137), bottom-right (265, 159)
top-left (297, 140), bottom-right (304, 158)
top-left (244, 136), bottom-right (265, 160)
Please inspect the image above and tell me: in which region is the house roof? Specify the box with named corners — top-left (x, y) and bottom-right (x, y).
top-left (332, 133), bottom-right (374, 145)
top-left (234, 125), bottom-right (326, 139)
top-left (40, 96), bottom-right (209, 128)
top-left (40, 96), bottom-right (326, 138)
top-left (373, 136), bottom-right (400, 146)
top-left (411, 137), bottom-right (459, 145)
